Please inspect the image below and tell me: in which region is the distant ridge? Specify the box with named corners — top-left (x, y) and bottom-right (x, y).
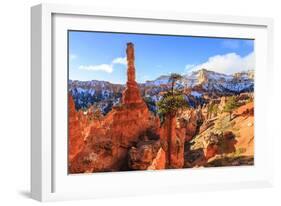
top-left (69, 69), bottom-right (254, 112)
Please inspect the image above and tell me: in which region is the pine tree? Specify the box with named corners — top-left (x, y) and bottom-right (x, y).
top-left (156, 73), bottom-right (188, 166)
top-left (223, 96), bottom-right (238, 121)
top-left (169, 73), bottom-right (182, 95)
top-left (157, 73), bottom-right (187, 120)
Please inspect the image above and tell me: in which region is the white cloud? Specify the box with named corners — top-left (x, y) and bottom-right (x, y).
top-left (112, 57), bottom-right (127, 65)
top-left (70, 54), bottom-right (77, 60)
top-left (78, 56), bottom-right (127, 74)
top-left (187, 52), bottom-right (254, 74)
top-left (79, 64), bottom-right (113, 73)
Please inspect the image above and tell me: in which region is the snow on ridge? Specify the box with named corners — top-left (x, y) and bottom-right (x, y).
top-left (190, 91), bottom-right (202, 98)
top-left (145, 75), bottom-right (170, 86)
top-left (69, 69), bottom-right (253, 95)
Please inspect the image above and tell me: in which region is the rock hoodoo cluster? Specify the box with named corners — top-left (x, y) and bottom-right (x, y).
top-left (69, 43), bottom-right (167, 173)
top-left (68, 42), bottom-right (254, 173)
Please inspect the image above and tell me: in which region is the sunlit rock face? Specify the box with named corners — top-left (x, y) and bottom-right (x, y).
top-left (68, 94), bottom-right (85, 162)
top-left (159, 116), bottom-right (185, 169)
top-left (180, 109), bottom-right (204, 142)
top-left (122, 43), bottom-right (144, 105)
top-left (69, 43), bottom-right (161, 173)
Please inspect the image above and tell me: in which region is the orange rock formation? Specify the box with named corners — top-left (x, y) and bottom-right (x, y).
top-left (122, 43), bottom-right (144, 105)
top-left (68, 94), bottom-right (85, 162)
top-left (159, 116), bottom-right (185, 168)
top-left (69, 43), bottom-right (162, 173)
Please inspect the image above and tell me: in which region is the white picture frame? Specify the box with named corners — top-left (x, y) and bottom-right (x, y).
top-left (31, 3), bottom-right (274, 202)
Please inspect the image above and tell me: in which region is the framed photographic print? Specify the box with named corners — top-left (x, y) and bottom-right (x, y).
top-left (31, 3), bottom-right (274, 201)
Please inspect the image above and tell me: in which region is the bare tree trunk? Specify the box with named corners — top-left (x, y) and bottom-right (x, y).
top-left (171, 82), bottom-right (174, 96)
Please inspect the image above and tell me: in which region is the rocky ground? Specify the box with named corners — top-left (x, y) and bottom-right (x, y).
top-left (185, 101), bottom-right (254, 168)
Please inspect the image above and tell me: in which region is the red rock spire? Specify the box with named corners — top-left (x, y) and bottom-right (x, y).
top-left (122, 43), bottom-right (144, 105)
top-left (126, 42), bottom-right (136, 83)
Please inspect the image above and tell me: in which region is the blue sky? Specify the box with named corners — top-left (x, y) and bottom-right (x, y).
top-left (69, 31), bottom-right (254, 84)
